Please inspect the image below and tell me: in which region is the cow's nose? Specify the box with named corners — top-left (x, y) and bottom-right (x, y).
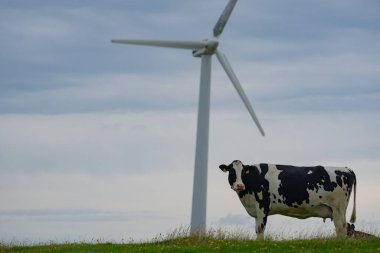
top-left (235, 183), bottom-right (245, 191)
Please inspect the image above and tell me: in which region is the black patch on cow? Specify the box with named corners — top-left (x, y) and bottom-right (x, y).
top-left (336, 175), bottom-right (343, 188)
top-left (277, 165), bottom-right (338, 207)
top-left (335, 170), bottom-right (355, 193)
top-left (228, 168), bottom-right (236, 188)
top-left (263, 216), bottom-right (268, 226)
top-left (336, 169), bottom-right (356, 202)
top-left (239, 164), bottom-right (271, 217)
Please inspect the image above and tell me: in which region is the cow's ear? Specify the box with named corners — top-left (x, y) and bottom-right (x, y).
top-left (219, 164), bottom-right (230, 173)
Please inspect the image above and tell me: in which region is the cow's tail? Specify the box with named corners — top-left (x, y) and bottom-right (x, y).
top-left (349, 170), bottom-right (357, 223)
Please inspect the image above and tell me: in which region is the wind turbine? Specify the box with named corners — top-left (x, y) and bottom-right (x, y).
top-left (112, 0), bottom-right (265, 234)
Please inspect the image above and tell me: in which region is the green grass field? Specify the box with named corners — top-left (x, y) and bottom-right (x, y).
top-left (1, 235), bottom-right (379, 253)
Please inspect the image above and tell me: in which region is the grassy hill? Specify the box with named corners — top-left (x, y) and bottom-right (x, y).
top-left (1, 235), bottom-right (379, 253)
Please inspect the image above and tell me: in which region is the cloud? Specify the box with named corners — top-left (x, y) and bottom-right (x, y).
top-left (0, 209), bottom-right (156, 223)
top-left (1, 109), bottom-right (379, 173)
top-left (0, 71), bottom-right (200, 114)
top-left (0, 170), bottom-right (193, 242)
top-left (235, 0), bottom-right (380, 40)
top-left (1, 1), bottom-right (379, 115)
top-left (0, 112), bottom-right (198, 173)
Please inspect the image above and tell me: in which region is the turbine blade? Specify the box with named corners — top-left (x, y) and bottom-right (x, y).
top-left (216, 50), bottom-right (265, 136)
top-left (111, 39), bottom-right (206, 50)
top-left (213, 0), bottom-right (238, 38)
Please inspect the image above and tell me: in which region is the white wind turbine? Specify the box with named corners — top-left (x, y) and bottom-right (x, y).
top-left (112, 0), bottom-right (265, 234)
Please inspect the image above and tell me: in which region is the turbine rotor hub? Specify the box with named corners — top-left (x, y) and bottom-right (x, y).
top-left (192, 39), bottom-right (219, 57)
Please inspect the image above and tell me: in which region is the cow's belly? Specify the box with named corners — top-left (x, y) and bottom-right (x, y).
top-left (270, 204), bottom-right (333, 219)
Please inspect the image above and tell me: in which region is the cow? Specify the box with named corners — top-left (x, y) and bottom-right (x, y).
top-left (219, 160), bottom-right (357, 240)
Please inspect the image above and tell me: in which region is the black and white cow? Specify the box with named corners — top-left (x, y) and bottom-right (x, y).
top-left (219, 160), bottom-right (357, 240)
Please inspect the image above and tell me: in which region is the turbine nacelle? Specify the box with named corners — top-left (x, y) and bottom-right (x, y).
top-left (192, 39), bottom-right (219, 57)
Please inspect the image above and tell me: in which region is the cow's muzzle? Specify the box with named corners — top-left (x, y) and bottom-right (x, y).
top-left (233, 183), bottom-right (245, 191)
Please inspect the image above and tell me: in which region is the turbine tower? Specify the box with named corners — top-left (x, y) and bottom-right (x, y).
top-left (112, 0), bottom-right (265, 234)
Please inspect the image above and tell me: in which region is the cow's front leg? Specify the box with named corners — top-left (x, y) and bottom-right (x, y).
top-left (255, 215), bottom-right (267, 240)
top-left (255, 203), bottom-right (268, 240)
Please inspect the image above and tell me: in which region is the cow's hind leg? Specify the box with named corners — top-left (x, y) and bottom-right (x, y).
top-left (332, 207), bottom-right (347, 237)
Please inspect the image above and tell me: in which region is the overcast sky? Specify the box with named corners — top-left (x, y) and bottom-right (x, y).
top-left (0, 0), bottom-right (379, 243)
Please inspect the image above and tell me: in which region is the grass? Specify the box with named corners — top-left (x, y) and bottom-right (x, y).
top-left (1, 228), bottom-right (379, 253)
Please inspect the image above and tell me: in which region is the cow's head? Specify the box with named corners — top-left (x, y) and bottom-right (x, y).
top-left (219, 160), bottom-right (246, 191)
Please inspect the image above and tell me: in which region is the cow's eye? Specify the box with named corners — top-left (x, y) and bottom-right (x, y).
top-left (245, 169), bottom-right (250, 174)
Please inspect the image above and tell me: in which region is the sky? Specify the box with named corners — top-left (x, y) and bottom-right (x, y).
top-left (0, 0), bottom-right (380, 243)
